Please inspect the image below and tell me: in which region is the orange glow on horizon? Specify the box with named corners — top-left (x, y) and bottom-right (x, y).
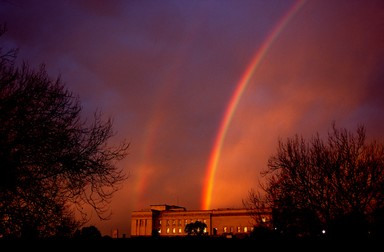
top-left (201, 0), bottom-right (306, 210)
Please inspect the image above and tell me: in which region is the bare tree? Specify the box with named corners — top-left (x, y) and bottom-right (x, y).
top-left (0, 26), bottom-right (130, 238)
top-left (244, 122), bottom-right (384, 239)
top-left (242, 188), bottom-right (272, 227)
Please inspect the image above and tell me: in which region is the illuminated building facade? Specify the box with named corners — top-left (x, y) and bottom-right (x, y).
top-left (131, 204), bottom-right (271, 238)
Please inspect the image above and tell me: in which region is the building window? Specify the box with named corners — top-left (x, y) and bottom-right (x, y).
top-left (184, 219), bottom-right (188, 225)
top-left (172, 219), bottom-right (176, 225)
top-left (166, 228), bottom-right (170, 234)
top-left (237, 226), bottom-right (241, 233)
top-left (244, 227), bottom-right (248, 233)
top-left (203, 219), bottom-right (207, 223)
top-left (230, 227), bottom-right (234, 233)
top-left (223, 227), bottom-right (227, 233)
top-left (178, 219), bottom-right (182, 226)
top-left (172, 227), bottom-right (176, 234)
top-left (167, 220), bottom-right (170, 226)
top-left (159, 220), bottom-right (162, 225)
top-left (178, 228), bottom-right (182, 233)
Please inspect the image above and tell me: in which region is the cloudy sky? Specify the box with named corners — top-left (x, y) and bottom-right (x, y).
top-left (1, 0), bottom-right (384, 237)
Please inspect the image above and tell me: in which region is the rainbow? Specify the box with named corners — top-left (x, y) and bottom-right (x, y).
top-left (201, 0), bottom-right (306, 210)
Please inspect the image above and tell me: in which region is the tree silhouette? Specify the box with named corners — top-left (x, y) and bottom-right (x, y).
top-left (184, 221), bottom-right (207, 236)
top-left (244, 122), bottom-right (384, 240)
top-left (73, 225), bottom-right (102, 240)
top-left (0, 25), bottom-right (130, 239)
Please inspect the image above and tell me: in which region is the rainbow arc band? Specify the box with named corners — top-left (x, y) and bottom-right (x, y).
top-left (202, 0), bottom-right (307, 210)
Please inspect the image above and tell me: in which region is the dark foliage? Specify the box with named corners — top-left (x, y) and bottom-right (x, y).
top-left (73, 225), bottom-right (102, 240)
top-left (184, 221), bottom-right (208, 236)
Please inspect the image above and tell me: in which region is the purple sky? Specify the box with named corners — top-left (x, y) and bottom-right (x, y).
top-left (1, 0), bottom-right (384, 237)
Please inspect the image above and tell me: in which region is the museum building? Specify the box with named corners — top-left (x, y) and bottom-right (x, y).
top-left (131, 204), bottom-right (271, 238)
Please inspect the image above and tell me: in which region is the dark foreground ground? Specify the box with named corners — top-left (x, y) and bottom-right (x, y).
top-left (1, 236), bottom-right (380, 251)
